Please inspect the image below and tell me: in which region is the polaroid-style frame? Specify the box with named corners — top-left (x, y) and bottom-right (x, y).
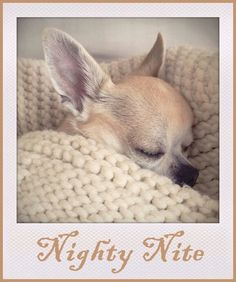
top-left (2, 2), bottom-right (234, 281)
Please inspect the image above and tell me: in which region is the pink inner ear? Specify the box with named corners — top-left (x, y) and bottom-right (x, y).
top-left (46, 33), bottom-right (100, 111)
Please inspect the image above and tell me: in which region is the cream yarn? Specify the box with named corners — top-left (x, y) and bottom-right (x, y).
top-left (18, 130), bottom-right (218, 223)
top-left (17, 46), bottom-right (219, 223)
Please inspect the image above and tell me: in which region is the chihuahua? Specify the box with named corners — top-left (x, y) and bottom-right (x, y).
top-left (42, 28), bottom-right (199, 187)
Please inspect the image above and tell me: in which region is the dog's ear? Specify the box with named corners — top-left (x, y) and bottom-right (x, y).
top-left (133, 33), bottom-right (164, 77)
top-left (42, 28), bottom-right (108, 112)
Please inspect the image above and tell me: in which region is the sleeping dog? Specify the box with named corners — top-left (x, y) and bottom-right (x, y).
top-left (42, 28), bottom-right (199, 187)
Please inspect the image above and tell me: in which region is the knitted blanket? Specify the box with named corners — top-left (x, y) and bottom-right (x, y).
top-left (17, 46), bottom-right (219, 223)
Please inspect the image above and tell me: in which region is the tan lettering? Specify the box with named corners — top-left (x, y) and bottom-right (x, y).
top-left (37, 230), bottom-right (79, 262)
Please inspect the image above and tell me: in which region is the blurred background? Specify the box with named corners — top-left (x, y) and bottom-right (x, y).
top-left (17, 18), bottom-right (219, 62)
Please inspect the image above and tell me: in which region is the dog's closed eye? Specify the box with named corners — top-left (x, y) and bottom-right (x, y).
top-left (135, 148), bottom-right (165, 159)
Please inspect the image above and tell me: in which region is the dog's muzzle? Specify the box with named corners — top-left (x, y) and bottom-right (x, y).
top-left (174, 164), bottom-right (199, 187)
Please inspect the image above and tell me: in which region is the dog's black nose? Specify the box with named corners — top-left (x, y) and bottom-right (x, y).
top-left (175, 164), bottom-right (199, 187)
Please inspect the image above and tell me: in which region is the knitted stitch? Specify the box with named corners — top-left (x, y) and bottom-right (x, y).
top-left (17, 46), bottom-right (219, 223)
top-left (18, 130), bottom-right (218, 223)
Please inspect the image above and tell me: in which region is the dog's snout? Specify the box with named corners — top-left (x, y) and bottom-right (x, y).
top-left (175, 164), bottom-right (199, 187)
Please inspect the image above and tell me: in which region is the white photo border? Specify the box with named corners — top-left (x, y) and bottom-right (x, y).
top-left (3, 3), bottom-right (234, 280)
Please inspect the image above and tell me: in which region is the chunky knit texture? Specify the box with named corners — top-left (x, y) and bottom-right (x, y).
top-left (17, 46), bottom-right (219, 223)
top-left (18, 130), bottom-right (218, 223)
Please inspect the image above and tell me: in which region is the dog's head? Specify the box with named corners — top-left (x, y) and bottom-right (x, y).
top-left (42, 28), bottom-right (199, 187)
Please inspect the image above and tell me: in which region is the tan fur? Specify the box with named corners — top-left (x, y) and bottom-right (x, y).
top-left (59, 75), bottom-right (193, 161)
top-left (43, 28), bottom-right (198, 186)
